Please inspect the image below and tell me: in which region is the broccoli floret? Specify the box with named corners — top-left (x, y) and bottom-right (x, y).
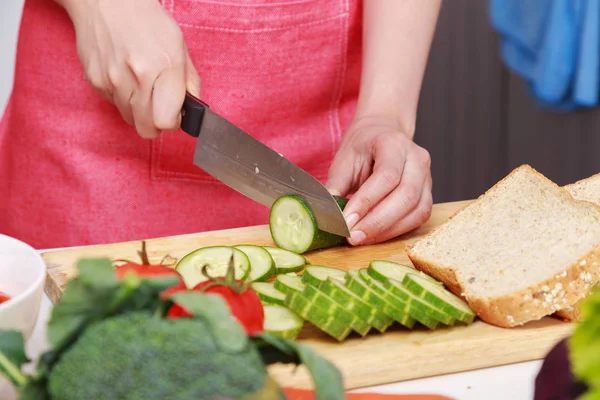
top-left (47, 312), bottom-right (270, 400)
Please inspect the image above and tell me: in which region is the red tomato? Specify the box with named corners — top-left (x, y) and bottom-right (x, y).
top-left (0, 292), bottom-right (10, 305)
top-left (166, 277), bottom-right (264, 336)
top-left (114, 241), bottom-right (185, 290)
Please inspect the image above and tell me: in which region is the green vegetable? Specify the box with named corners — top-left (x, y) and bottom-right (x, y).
top-left (0, 255), bottom-right (345, 400)
top-left (48, 312), bottom-right (269, 399)
top-left (570, 287), bottom-right (600, 399)
top-left (262, 246), bottom-right (307, 274)
top-left (176, 246), bottom-right (251, 287)
top-left (234, 244), bottom-right (276, 282)
top-left (269, 195), bottom-right (349, 254)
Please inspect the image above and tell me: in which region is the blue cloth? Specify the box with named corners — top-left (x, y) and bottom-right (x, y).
top-left (489, 0), bottom-right (600, 111)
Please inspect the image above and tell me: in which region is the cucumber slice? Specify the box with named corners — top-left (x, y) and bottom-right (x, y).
top-left (263, 304), bottom-right (304, 339)
top-left (402, 273), bottom-right (476, 324)
top-left (252, 282), bottom-right (286, 306)
top-left (269, 194), bottom-right (349, 254)
top-left (354, 269), bottom-right (417, 329)
top-left (234, 245), bottom-right (276, 282)
top-left (320, 277), bottom-right (393, 333)
top-left (368, 260), bottom-right (443, 287)
top-left (383, 279), bottom-right (456, 326)
top-left (274, 274), bottom-right (306, 294)
top-left (262, 246), bottom-right (307, 274)
top-left (301, 266), bottom-right (346, 287)
top-left (301, 284), bottom-right (371, 336)
top-left (176, 246), bottom-right (250, 288)
top-left (285, 291), bottom-right (352, 341)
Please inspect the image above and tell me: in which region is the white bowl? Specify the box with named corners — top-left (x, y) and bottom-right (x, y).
top-left (0, 234), bottom-right (46, 394)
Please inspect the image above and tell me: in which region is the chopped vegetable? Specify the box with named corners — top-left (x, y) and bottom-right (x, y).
top-left (0, 254), bottom-right (345, 400)
top-left (0, 292), bottom-right (10, 305)
top-left (165, 256), bottom-right (265, 336)
top-left (269, 194), bottom-right (349, 254)
top-left (176, 245), bottom-right (251, 288)
top-left (263, 305), bottom-right (304, 339)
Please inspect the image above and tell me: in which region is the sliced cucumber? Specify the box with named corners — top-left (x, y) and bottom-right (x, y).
top-left (302, 284), bottom-right (371, 336)
top-left (274, 274), bottom-right (305, 294)
top-left (269, 194), bottom-right (349, 254)
top-left (320, 277), bottom-right (393, 333)
top-left (355, 269), bottom-right (418, 329)
top-left (301, 265), bottom-right (346, 287)
top-left (234, 245), bottom-right (275, 282)
top-left (402, 273), bottom-right (476, 324)
top-left (285, 291), bottom-right (352, 341)
top-left (252, 282), bottom-right (286, 306)
top-left (368, 260), bottom-right (443, 287)
top-left (383, 278), bottom-right (456, 327)
top-left (262, 246), bottom-right (307, 274)
top-left (176, 246), bottom-right (250, 288)
top-left (263, 304), bottom-right (304, 339)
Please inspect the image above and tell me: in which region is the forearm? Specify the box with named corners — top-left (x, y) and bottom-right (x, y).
top-left (355, 0), bottom-right (441, 138)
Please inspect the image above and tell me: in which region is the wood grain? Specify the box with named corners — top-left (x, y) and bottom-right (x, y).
top-left (40, 200), bottom-right (572, 390)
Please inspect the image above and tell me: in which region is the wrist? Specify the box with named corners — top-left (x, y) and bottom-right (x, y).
top-left (54, 0), bottom-right (96, 22)
top-left (353, 100), bottom-right (417, 140)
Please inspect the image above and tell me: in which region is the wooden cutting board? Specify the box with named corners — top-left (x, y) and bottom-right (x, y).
top-left (40, 200), bottom-right (572, 390)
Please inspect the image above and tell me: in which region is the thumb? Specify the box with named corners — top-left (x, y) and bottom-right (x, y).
top-left (325, 151), bottom-right (354, 198)
top-left (185, 52), bottom-right (201, 98)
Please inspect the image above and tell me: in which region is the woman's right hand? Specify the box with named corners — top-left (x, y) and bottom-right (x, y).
top-left (57, 0), bottom-right (201, 139)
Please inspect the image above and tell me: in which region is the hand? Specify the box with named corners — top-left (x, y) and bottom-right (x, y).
top-left (326, 116), bottom-right (433, 246)
top-left (62, 0), bottom-right (201, 139)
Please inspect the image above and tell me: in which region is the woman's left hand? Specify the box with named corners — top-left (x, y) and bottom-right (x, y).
top-left (326, 116), bottom-right (433, 246)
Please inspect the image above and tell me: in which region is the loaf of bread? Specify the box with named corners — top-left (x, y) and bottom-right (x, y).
top-left (555, 173), bottom-right (600, 321)
top-left (407, 165), bottom-right (600, 328)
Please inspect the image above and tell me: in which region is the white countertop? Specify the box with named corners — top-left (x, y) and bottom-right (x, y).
top-left (2, 289), bottom-right (542, 400)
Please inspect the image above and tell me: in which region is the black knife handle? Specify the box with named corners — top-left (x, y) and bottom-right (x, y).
top-left (181, 92), bottom-right (209, 138)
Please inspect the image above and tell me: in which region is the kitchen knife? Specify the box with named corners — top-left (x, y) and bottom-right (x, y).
top-left (180, 92), bottom-right (350, 238)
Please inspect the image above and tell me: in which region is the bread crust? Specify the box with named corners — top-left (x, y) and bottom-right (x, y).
top-left (406, 164), bottom-right (600, 328)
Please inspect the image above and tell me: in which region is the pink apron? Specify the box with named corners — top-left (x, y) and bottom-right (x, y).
top-left (0, 0), bottom-right (362, 249)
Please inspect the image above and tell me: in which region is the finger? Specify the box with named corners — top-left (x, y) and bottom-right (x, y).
top-left (185, 51), bottom-right (201, 98)
top-left (130, 78), bottom-right (161, 139)
top-left (348, 154), bottom-right (429, 245)
top-left (108, 64), bottom-right (137, 126)
top-left (341, 146), bottom-right (403, 230)
top-left (325, 149), bottom-right (357, 198)
top-left (152, 58), bottom-right (187, 132)
top-left (361, 177), bottom-right (433, 245)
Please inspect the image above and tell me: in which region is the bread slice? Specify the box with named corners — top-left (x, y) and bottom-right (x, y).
top-left (406, 165), bottom-right (600, 328)
top-left (554, 173), bottom-right (600, 321)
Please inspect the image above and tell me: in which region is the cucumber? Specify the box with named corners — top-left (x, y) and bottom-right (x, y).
top-left (301, 284), bottom-right (371, 336)
top-left (269, 194), bottom-right (349, 254)
top-left (354, 269), bottom-right (418, 329)
top-left (234, 245), bottom-right (276, 282)
top-left (301, 265), bottom-right (346, 287)
top-left (368, 260), bottom-right (443, 287)
top-left (402, 273), bottom-right (476, 324)
top-left (285, 291), bottom-right (352, 341)
top-left (274, 274), bottom-right (306, 294)
top-left (320, 277), bottom-right (393, 333)
top-left (383, 278), bottom-right (456, 326)
top-left (262, 246), bottom-right (307, 274)
top-left (252, 282), bottom-right (286, 306)
top-left (263, 304), bottom-right (304, 339)
top-left (176, 246), bottom-right (250, 288)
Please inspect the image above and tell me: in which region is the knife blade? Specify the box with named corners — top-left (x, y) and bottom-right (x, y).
top-left (180, 92), bottom-right (350, 238)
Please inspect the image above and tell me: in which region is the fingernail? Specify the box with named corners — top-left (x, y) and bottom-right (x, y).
top-left (345, 213), bottom-right (359, 229)
top-left (349, 230), bottom-right (366, 245)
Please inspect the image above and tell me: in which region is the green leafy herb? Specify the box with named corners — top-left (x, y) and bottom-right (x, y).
top-left (254, 333), bottom-right (345, 400)
top-left (168, 291), bottom-right (249, 353)
top-left (0, 331), bottom-right (28, 387)
top-left (570, 287), bottom-right (600, 398)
